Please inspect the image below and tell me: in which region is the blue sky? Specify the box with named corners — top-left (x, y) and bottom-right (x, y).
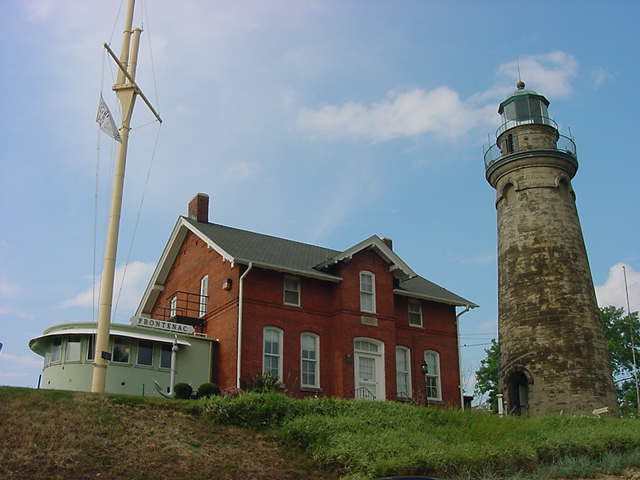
top-left (1, 0), bottom-right (639, 398)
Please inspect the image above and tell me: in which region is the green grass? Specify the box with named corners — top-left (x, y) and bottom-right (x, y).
top-left (201, 393), bottom-right (640, 480)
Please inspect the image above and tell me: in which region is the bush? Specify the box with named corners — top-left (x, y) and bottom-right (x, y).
top-left (243, 373), bottom-right (285, 393)
top-left (203, 392), bottom-right (300, 428)
top-left (174, 382), bottom-right (193, 399)
top-left (197, 382), bottom-right (220, 398)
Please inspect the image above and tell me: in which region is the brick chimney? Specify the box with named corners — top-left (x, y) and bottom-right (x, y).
top-left (188, 193), bottom-right (209, 223)
top-left (382, 237), bottom-right (393, 250)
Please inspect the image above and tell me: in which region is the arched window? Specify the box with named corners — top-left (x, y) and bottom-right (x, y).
top-left (424, 350), bottom-right (441, 401)
top-left (300, 333), bottom-right (319, 388)
top-left (395, 346), bottom-right (412, 399)
top-left (263, 327), bottom-right (283, 381)
top-left (360, 271), bottom-right (376, 313)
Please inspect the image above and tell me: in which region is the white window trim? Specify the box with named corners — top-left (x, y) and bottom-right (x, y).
top-left (283, 275), bottom-right (301, 307)
top-left (86, 335), bottom-right (95, 362)
top-left (65, 337), bottom-right (82, 363)
top-left (300, 332), bottom-right (320, 389)
top-left (424, 350), bottom-right (442, 401)
top-left (408, 300), bottom-right (423, 327)
top-left (395, 345), bottom-right (412, 399)
top-left (170, 296), bottom-right (177, 318)
top-left (263, 326), bottom-right (284, 382)
top-left (359, 271), bottom-right (376, 314)
top-left (135, 340), bottom-right (155, 367)
top-left (49, 337), bottom-right (62, 364)
top-left (199, 275), bottom-right (208, 318)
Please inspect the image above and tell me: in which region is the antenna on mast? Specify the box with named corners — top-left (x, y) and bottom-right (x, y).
top-left (91, 0), bottom-right (161, 394)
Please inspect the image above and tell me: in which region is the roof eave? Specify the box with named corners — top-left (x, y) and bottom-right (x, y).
top-left (393, 288), bottom-right (479, 308)
top-left (234, 258), bottom-right (342, 283)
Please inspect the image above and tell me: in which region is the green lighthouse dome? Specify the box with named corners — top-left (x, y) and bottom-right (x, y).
top-left (497, 81), bottom-right (554, 136)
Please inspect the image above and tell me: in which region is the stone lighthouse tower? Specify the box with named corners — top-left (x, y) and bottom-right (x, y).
top-left (484, 82), bottom-right (618, 416)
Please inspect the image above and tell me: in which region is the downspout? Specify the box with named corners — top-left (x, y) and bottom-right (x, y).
top-left (236, 262), bottom-right (253, 388)
top-left (456, 304), bottom-right (473, 410)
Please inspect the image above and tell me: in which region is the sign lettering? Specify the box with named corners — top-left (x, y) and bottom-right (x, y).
top-left (131, 316), bottom-right (195, 335)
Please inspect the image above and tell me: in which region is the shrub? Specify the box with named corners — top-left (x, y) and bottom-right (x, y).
top-left (243, 373), bottom-right (285, 393)
top-left (220, 387), bottom-right (244, 397)
top-left (197, 382), bottom-right (220, 398)
top-left (203, 392), bottom-right (300, 428)
top-left (174, 382), bottom-right (193, 399)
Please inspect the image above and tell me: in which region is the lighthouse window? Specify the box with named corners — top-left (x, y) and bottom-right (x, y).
top-left (506, 134), bottom-right (515, 154)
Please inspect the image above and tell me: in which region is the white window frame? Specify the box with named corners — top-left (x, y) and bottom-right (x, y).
top-left (50, 337), bottom-right (62, 364)
top-left (353, 337), bottom-right (386, 401)
top-left (112, 337), bottom-right (131, 364)
top-left (263, 327), bottom-right (284, 382)
top-left (408, 300), bottom-right (423, 327)
top-left (283, 276), bottom-right (301, 307)
top-left (199, 275), bottom-right (208, 318)
top-left (136, 340), bottom-right (154, 367)
top-left (424, 350), bottom-right (442, 401)
top-left (300, 332), bottom-right (320, 389)
top-left (86, 335), bottom-right (95, 362)
top-left (359, 271), bottom-right (376, 314)
top-left (395, 346), bottom-right (412, 399)
top-left (170, 296), bottom-right (177, 318)
top-left (65, 337), bottom-right (81, 362)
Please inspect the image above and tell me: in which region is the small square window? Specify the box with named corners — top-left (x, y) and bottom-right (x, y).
top-left (283, 277), bottom-right (300, 306)
top-left (408, 301), bottom-right (422, 327)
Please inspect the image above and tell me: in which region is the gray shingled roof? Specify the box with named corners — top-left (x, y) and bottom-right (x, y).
top-left (183, 216), bottom-right (476, 307)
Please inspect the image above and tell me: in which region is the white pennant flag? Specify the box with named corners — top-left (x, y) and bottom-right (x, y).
top-left (96, 94), bottom-right (121, 143)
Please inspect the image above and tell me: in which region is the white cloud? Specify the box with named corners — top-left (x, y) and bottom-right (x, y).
top-left (62, 261), bottom-right (155, 314)
top-left (497, 51), bottom-right (578, 99)
top-left (298, 87), bottom-right (497, 142)
top-left (0, 352), bottom-right (43, 368)
top-left (298, 51), bottom-right (578, 142)
top-left (595, 263), bottom-right (640, 312)
top-left (0, 306), bottom-right (34, 320)
top-left (592, 67), bottom-right (613, 88)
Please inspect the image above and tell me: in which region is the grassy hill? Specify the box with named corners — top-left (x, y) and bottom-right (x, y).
top-left (1, 387), bottom-right (639, 480)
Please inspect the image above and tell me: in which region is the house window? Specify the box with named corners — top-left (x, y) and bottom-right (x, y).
top-left (87, 335), bottom-right (95, 361)
top-left (360, 271), bottom-right (376, 313)
top-left (160, 344), bottom-right (172, 369)
top-left (408, 300), bottom-right (423, 327)
top-left (137, 340), bottom-right (154, 366)
top-left (396, 346), bottom-right (412, 399)
top-left (65, 337), bottom-right (81, 362)
top-left (112, 337), bottom-right (131, 364)
top-left (301, 333), bottom-right (319, 388)
top-left (263, 327), bottom-right (283, 381)
top-left (50, 337), bottom-right (62, 363)
top-left (170, 296), bottom-right (177, 318)
top-left (199, 275), bottom-right (208, 317)
top-left (424, 350), bottom-right (442, 401)
top-left (283, 276), bottom-right (300, 306)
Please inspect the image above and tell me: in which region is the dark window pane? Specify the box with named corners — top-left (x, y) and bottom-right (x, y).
top-left (112, 337), bottom-right (130, 363)
top-left (137, 340), bottom-right (153, 366)
top-left (160, 344), bottom-right (172, 369)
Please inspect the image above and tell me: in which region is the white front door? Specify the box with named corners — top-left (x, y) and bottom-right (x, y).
top-left (354, 339), bottom-right (385, 400)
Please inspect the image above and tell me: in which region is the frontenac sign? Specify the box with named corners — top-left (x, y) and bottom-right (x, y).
top-left (131, 316), bottom-right (195, 335)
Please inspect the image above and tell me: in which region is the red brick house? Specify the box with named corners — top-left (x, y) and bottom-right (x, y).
top-left (135, 193), bottom-right (477, 406)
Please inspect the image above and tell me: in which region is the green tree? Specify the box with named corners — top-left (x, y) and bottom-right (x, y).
top-left (599, 305), bottom-right (640, 415)
top-left (474, 339), bottom-right (500, 411)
